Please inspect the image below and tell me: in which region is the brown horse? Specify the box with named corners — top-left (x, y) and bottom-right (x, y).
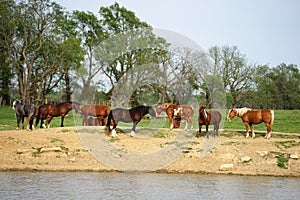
top-left (198, 106), bottom-right (222, 138)
top-left (35, 102), bottom-right (81, 128)
top-left (156, 104), bottom-right (194, 130)
top-left (227, 107), bottom-right (274, 139)
top-left (81, 104), bottom-right (110, 126)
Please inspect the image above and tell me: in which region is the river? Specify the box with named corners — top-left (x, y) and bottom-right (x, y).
top-left (0, 172), bottom-right (299, 199)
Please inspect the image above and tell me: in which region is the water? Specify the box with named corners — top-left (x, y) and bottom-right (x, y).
top-left (0, 172), bottom-right (299, 200)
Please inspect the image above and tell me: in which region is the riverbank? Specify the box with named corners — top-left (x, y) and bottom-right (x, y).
top-left (0, 127), bottom-right (299, 177)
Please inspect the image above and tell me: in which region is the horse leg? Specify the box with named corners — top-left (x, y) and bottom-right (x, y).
top-left (131, 122), bottom-right (137, 137)
top-left (198, 125), bottom-right (202, 137)
top-left (244, 122), bottom-right (249, 138)
top-left (111, 122), bottom-right (118, 138)
top-left (206, 124), bottom-right (209, 138)
top-left (184, 119), bottom-right (188, 130)
top-left (265, 122), bottom-right (272, 139)
top-left (21, 117), bottom-right (25, 129)
top-left (40, 118), bottom-right (44, 128)
top-left (215, 123), bottom-right (220, 137)
top-left (16, 116), bottom-right (20, 130)
top-left (46, 115), bottom-right (53, 128)
top-left (26, 114), bottom-right (33, 131)
top-left (170, 118), bottom-right (174, 130)
top-left (249, 123), bottom-right (255, 138)
top-left (60, 116), bottom-right (64, 127)
top-left (82, 114), bottom-right (87, 126)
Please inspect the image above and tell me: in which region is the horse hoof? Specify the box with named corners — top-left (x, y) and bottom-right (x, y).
top-left (130, 131), bottom-right (135, 137)
top-left (112, 129), bottom-right (118, 138)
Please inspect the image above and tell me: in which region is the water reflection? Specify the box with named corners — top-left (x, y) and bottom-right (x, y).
top-left (0, 172), bottom-right (299, 199)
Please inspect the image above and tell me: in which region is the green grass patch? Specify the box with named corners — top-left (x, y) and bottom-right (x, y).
top-left (109, 138), bottom-right (120, 142)
top-left (1, 106), bottom-right (300, 134)
top-left (270, 151), bottom-right (290, 169)
top-left (275, 140), bottom-right (300, 149)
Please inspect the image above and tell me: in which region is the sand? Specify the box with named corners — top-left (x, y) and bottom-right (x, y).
top-left (0, 127), bottom-right (299, 177)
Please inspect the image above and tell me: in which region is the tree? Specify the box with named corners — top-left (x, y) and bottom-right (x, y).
top-left (209, 45), bottom-right (255, 107)
top-left (0, 0), bottom-right (83, 104)
top-left (0, 0), bottom-right (15, 105)
top-left (70, 10), bottom-right (105, 103)
top-left (94, 3), bottom-right (169, 106)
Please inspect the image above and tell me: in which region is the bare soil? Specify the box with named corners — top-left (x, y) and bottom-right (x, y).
top-left (1, 127), bottom-right (299, 177)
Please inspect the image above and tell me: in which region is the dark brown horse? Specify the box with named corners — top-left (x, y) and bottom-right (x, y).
top-left (198, 106), bottom-right (222, 138)
top-left (81, 104), bottom-right (110, 126)
top-left (35, 102), bottom-right (81, 128)
top-left (106, 105), bottom-right (156, 137)
top-left (156, 104), bottom-right (194, 129)
top-left (227, 107), bottom-right (274, 139)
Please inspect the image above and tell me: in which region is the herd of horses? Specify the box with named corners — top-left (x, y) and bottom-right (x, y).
top-left (11, 99), bottom-right (275, 139)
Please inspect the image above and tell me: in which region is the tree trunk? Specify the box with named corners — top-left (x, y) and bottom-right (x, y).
top-left (64, 70), bottom-right (72, 102)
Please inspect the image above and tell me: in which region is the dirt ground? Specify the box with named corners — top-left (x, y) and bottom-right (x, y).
top-left (0, 127), bottom-right (299, 177)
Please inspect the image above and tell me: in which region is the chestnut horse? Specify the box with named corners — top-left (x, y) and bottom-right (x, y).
top-left (35, 102), bottom-right (81, 128)
top-left (198, 106), bottom-right (222, 138)
top-left (81, 104), bottom-right (110, 126)
top-left (106, 105), bottom-right (156, 137)
top-left (227, 107), bottom-right (274, 139)
top-left (156, 104), bottom-right (194, 130)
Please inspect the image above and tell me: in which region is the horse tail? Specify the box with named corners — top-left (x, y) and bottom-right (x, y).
top-left (270, 110), bottom-right (275, 128)
top-left (106, 110), bottom-right (113, 132)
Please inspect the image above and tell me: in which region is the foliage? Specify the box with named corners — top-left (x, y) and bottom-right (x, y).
top-left (0, 1), bottom-right (299, 109)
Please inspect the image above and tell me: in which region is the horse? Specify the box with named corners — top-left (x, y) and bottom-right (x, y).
top-left (12, 99), bottom-right (36, 131)
top-left (106, 105), bottom-right (156, 137)
top-left (198, 106), bottom-right (222, 138)
top-left (81, 104), bottom-right (110, 126)
top-left (156, 104), bottom-right (194, 129)
top-left (35, 102), bottom-right (81, 128)
top-left (227, 107), bottom-right (274, 139)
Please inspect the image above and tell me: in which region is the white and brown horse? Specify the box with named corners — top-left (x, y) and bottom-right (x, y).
top-left (227, 107), bottom-right (274, 139)
top-left (156, 103), bottom-right (194, 129)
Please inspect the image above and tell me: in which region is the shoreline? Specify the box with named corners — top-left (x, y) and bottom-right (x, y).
top-left (0, 127), bottom-right (299, 177)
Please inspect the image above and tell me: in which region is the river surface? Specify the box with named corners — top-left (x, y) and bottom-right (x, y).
top-left (0, 172), bottom-right (299, 200)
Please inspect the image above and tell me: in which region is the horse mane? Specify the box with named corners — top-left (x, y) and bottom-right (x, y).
top-left (235, 107), bottom-right (252, 117)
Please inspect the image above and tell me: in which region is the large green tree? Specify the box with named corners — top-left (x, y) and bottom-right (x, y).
top-left (0, 0), bottom-right (83, 104)
top-left (0, 0), bottom-right (15, 105)
top-left (255, 64), bottom-right (300, 109)
top-left (95, 3), bottom-right (169, 106)
top-left (209, 45), bottom-right (255, 107)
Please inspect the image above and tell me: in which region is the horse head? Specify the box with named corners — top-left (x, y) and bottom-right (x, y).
top-left (199, 106), bottom-right (208, 119)
top-left (227, 108), bottom-right (236, 121)
top-left (156, 105), bottom-right (164, 115)
top-left (12, 99), bottom-right (22, 110)
top-left (72, 102), bottom-right (82, 114)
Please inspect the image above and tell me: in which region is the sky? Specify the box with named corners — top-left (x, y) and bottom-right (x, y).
top-left (55, 0), bottom-right (300, 67)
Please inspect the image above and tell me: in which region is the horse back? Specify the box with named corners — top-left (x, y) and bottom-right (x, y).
top-left (181, 105), bottom-right (194, 116)
top-left (82, 104), bottom-right (110, 117)
top-left (209, 110), bottom-right (222, 124)
top-left (112, 108), bottom-right (132, 123)
top-left (244, 109), bottom-right (272, 124)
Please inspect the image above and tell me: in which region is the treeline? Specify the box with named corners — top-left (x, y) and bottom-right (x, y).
top-left (0, 0), bottom-right (299, 109)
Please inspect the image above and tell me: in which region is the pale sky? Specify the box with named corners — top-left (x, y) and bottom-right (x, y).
top-left (55, 0), bottom-right (300, 67)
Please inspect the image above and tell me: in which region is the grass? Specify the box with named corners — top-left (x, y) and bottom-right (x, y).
top-left (1, 106), bottom-right (300, 134)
